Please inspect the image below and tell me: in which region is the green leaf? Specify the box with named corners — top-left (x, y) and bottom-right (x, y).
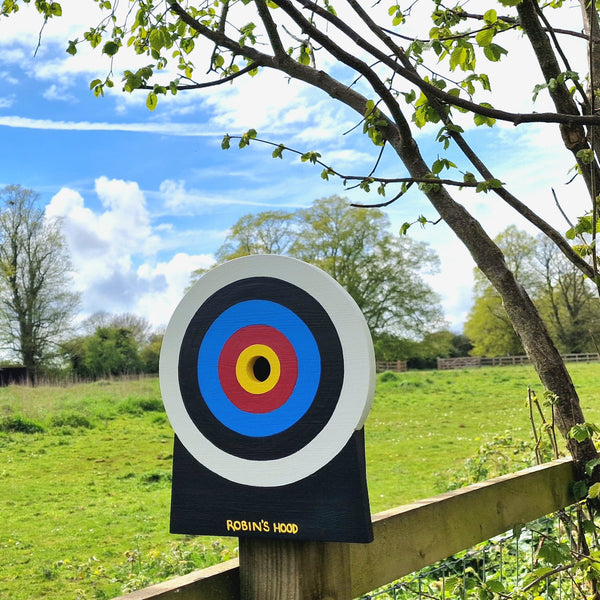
top-left (213, 53), bottom-right (225, 69)
top-left (67, 40), bottom-right (77, 56)
top-left (485, 580), bottom-right (505, 594)
top-left (476, 27), bottom-right (495, 47)
top-left (483, 9), bottom-right (497, 24)
top-left (476, 178), bottom-right (503, 193)
top-left (238, 128), bottom-right (257, 148)
top-left (300, 151), bottom-right (322, 164)
top-left (588, 482), bottom-right (600, 499)
top-left (569, 422), bottom-right (600, 442)
top-left (149, 28), bottom-right (163, 52)
top-left (221, 135), bottom-right (231, 150)
top-left (576, 148), bottom-right (595, 164)
top-left (102, 40), bottom-right (119, 56)
top-left (272, 144), bottom-right (285, 159)
top-left (402, 89), bottom-right (416, 104)
top-left (146, 91), bottom-right (158, 111)
top-left (474, 103), bottom-right (496, 127)
top-left (298, 46), bottom-right (311, 65)
top-left (483, 43), bottom-right (507, 62)
top-left (449, 45), bottom-right (468, 71)
top-left (537, 541), bottom-right (571, 566)
top-left (571, 479), bottom-right (589, 501)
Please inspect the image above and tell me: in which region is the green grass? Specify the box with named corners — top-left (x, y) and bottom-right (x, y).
top-left (1, 365), bottom-right (600, 599)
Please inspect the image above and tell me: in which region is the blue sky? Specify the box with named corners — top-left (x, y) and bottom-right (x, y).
top-left (0, 1), bottom-right (590, 332)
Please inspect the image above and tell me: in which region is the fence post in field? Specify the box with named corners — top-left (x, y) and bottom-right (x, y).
top-left (239, 538), bottom-right (352, 600)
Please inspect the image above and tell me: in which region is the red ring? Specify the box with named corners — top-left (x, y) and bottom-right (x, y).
top-left (218, 325), bottom-right (298, 414)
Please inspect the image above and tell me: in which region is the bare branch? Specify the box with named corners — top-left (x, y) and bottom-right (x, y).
top-left (140, 62), bottom-right (260, 90)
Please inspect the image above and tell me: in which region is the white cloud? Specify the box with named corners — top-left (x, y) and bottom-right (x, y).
top-left (317, 149), bottom-right (374, 168)
top-left (157, 178), bottom-right (304, 216)
top-left (136, 253), bottom-right (214, 328)
top-left (0, 115), bottom-right (220, 136)
top-left (42, 83), bottom-right (77, 102)
top-left (44, 178), bottom-right (211, 327)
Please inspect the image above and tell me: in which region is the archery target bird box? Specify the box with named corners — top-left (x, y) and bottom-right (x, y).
top-left (159, 255), bottom-right (375, 543)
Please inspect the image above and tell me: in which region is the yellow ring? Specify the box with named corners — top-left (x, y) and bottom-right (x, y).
top-left (235, 344), bottom-right (281, 394)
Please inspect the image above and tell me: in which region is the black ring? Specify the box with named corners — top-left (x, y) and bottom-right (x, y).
top-left (178, 277), bottom-right (344, 461)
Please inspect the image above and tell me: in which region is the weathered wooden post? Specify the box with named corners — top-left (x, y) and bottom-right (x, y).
top-left (160, 255), bottom-right (376, 599)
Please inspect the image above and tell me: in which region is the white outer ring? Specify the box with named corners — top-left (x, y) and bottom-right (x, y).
top-left (159, 255), bottom-right (375, 487)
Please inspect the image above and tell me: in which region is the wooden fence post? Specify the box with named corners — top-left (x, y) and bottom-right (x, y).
top-left (239, 538), bottom-right (352, 600)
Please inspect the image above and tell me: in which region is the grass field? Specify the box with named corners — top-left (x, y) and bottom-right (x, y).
top-left (1, 364), bottom-right (600, 599)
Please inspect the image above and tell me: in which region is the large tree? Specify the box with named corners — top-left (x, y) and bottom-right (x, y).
top-left (535, 236), bottom-right (600, 353)
top-left (464, 226), bottom-right (537, 357)
top-left (0, 185), bottom-right (79, 380)
top-left (81, 311), bottom-right (154, 348)
top-left (9, 1), bottom-right (600, 472)
top-left (210, 195), bottom-right (445, 337)
top-left (465, 226), bottom-right (600, 355)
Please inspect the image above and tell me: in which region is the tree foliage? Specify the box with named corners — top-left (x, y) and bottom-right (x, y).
top-left (81, 311), bottom-right (154, 348)
top-left (0, 185), bottom-right (79, 379)
top-left (63, 316), bottom-right (163, 379)
top-left (7, 0), bottom-right (600, 472)
top-left (63, 326), bottom-right (143, 379)
top-left (208, 195), bottom-right (445, 337)
top-left (465, 226), bottom-right (600, 356)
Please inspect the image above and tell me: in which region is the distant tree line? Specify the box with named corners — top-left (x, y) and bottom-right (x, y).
top-left (2, 185), bottom-right (591, 380)
top-left (195, 195), bottom-right (460, 368)
top-left (0, 185), bottom-right (162, 382)
top-left (60, 312), bottom-right (163, 380)
top-left (464, 226), bottom-right (600, 357)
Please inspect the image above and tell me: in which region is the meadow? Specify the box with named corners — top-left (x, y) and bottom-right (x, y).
top-left (1, 364), bottom-right (600, 600)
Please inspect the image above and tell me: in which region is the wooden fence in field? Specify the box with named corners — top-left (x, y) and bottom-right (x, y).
top-left (376, 360), bottom-right (407, 373)
top-left (437, 352), bottom-right (600, 370)
top-left (113, 458), bottom-right (576, 600)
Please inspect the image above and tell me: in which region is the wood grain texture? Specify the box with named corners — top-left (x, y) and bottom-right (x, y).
top-left (111, 458), bottom-right (576, 600)
top-left (348, 457), bottom-right (575, 597)
top-left (239, 538), bottom-right (351, 600)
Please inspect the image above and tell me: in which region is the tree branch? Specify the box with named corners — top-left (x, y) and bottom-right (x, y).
top-left (516, 0), bottom-right (600, 199)
top-left (255, 0), bottom-right (286, 57)
top-left (140, 61), bottom-right (260, 90)
top-left (291, 0), bottom-right (600, 127)
top-left (343, 0), bottom-right (596, 280)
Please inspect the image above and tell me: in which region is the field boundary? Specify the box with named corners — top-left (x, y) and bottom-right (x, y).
top-left (112, 458), bottom-right (575, 600)
top-left (437, 353), bottom-right (600, 370)
top-left (376, 360), bottom-right (407, 372)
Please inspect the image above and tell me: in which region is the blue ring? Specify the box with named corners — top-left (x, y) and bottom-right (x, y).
top-left (197, 300), bottom-right (321, 437)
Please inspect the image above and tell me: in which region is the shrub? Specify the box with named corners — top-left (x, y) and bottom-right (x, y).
top-left (119, 397), bottom-right (164, 415)
top-left (0, 415), bottom-right (45, 434)
top-left (139, 470), bottom-right (171, 485)
top-left (378, 371), bottom-right (399, 383)
top-left (48, 413), bottom-right (94, 430)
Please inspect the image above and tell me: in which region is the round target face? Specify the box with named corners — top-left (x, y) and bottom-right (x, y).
top-left (160, 255), bottom-right (375, 487)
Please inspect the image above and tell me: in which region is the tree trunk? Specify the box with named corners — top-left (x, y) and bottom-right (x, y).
top-left (386, 132), bottom-right (599, 479)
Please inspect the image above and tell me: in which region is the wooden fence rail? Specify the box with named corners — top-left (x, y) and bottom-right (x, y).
top-left (113, 458), bottom-right (576, 600)
top-left (376, 360), bottom-right (407, 373)
top-left (438, 353), bottom-right (600, 370)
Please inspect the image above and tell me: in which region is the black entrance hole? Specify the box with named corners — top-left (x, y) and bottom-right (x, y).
top-left (253, 356), bottom-right (271, 382)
